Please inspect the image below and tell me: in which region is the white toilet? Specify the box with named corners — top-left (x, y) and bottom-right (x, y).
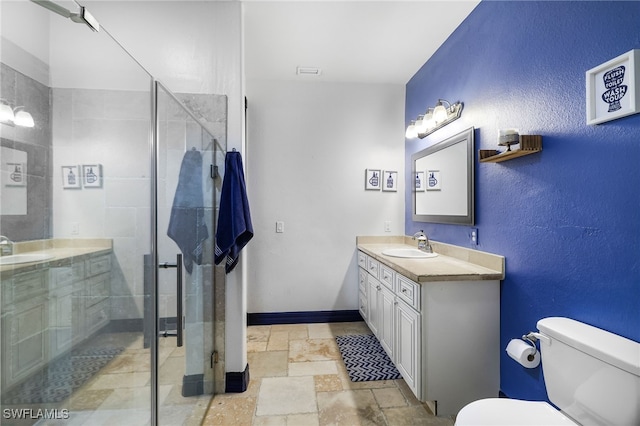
top-left (455, 317), bottom-right (640, 426)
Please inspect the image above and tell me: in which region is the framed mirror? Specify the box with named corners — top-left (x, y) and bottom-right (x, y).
top-left (412, 127), bottom-right (475, 225)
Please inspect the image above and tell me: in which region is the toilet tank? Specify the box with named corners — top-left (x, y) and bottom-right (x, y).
top-left (537, 317), bottom-right (640, 426)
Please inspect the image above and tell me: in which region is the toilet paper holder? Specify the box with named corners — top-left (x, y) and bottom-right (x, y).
top-left (521, 332), bottom-right (546, 361)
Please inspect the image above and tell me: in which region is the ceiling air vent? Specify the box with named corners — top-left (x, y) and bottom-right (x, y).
top-left (296, 67), bottom-right (322, 76)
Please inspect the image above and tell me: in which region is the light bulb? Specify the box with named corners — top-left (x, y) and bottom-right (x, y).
top-left (433, 102), bottom-right (448, 123)
top-left (14, 109), bottom-right (34, 127)
top-left (405, 121), bottom-right (418, 139)
top-left (0, 103), bottom-right (15, 123)
top-left (414, 115), bottom-right (427, 134)
top-left (423, 109), bottom-right (436, 131)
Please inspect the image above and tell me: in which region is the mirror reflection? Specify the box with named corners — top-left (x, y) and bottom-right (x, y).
top-left (0, 146), bottom-right (27, 215)
top-left (412, 127), bottom-right (475, 225)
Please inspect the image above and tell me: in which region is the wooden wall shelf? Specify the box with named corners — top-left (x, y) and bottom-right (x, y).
top-left (479, 135), bottom-right (542, 163)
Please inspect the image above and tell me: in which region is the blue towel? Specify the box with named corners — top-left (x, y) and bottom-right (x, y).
top-left (215, 151), bottom-right (253, 273)
top-left (167, 149), bottom-right (209, 274)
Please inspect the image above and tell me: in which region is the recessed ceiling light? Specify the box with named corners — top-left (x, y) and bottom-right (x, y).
top-left (296, 66), bottom-right (322, 76)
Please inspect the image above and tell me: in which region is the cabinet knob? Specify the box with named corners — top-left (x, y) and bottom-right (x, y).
top-left (377, 285), bottom-right (381, 290)
top-left (401, 288), bottom-right (407, 293)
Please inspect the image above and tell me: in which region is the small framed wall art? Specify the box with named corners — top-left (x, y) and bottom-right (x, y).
top-left (382, 170), bottom-right (398, 192)
top-left (586, 49), bottom-right (640, 125)
top-left (426, 170), bottom-right (442, 191)
top-left (82, 164), bottom-right (103, 188)
top-left (365, 169), bottom-right (381, 190)
top-left (61, 165), bottom-right (81, 189)
top-left (6, 163), bottom-right (26, 187)
top-left (415, 171), bottom-right (425, 192)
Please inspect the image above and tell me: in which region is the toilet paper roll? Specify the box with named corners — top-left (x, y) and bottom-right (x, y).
top-left (506, 339), bottom-right (540, 368)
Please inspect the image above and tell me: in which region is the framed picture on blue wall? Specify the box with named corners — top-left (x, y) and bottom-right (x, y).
top-left (586, 49), bottom-right (640, 125)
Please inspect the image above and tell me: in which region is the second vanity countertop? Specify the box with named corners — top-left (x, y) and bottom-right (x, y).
top-left (1, 239), bottom-right (113, 275)
top-left (357, 236), bottom-right (505, 283)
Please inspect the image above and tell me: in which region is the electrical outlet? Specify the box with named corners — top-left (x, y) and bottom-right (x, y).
top-left (276, 221), bottom-right (284, 233)
top-left (384, 221), bottom-right (391, 232)
top-left (470, 228), bottom-right (478, 245)
top-left (71, 222), bottom-right (80, 235)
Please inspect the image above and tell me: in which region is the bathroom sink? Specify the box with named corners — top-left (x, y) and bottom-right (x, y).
top-left (381, 248), bottom-right (438, 259)
top-left (0, 253), bottom-right (55, 265)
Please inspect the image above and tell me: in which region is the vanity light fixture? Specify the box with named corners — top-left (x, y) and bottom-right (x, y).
top-left (406, 99), bottom-right (463, 139)
top-left (0, 100), bottom-right (35, 128)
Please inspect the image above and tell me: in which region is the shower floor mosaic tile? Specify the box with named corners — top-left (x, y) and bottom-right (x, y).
top-left (202, 321), bottom-right (454, 425)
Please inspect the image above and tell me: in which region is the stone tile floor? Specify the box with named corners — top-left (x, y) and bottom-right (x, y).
top-left (202, 321), bottom-right (455, 425)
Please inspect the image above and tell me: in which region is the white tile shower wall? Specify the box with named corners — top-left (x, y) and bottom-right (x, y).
top-left (52, 88), bottom-right (227, 321)
top-left (52, 88), bottom-right (152, 321)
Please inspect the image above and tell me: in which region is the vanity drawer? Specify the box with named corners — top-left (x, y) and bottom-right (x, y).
top-left (85, 273), bottom-right (110, 307)
top-left (396, 275), bottom-right (420, 311)
top-left (357, 251), bottom-right (367, 269)
top-left (358, 268), bottom-right (367, 294)
top-left (13, 270), bottom-right (48, 304)
top-left (86, 254), bottom-right (111, 277)
top-left (366, 257), bottom-right (379, 279)
top-left (379, 265), bottom-right (395, 290)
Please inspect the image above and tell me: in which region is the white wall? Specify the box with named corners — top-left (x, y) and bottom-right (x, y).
top-left (246, 79), bottom-right (405, 314)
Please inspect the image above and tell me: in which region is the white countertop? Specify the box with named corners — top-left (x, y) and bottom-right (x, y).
top-left (357, 236), bottom-right (505, 283)
top-left (1, 239), bottom-right (112, 275)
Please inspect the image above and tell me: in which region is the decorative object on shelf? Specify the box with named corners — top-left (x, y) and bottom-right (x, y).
top-left (382, 170), bottom-right (398, 192)
top-left (479, 135), bottom-right (543, 163)
top-left (0, 100), bottom-right (35, 128)
top-left (405, 99), bottom-right (463, 139)
top-left (498, 129), bottom-right (519, 151)
top-left (82, 164), bottom-right (103, 188)
top-left (365, 169), bottom-right (381, 190)
top-left (415, 171), bottom-right (425, 192)
top-left (61, 165), bottom-right (81, 189)
top-left (586, 49), bottom-right (639, 125)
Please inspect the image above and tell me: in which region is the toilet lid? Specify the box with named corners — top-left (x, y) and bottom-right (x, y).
top-left (455, 398), bottom-right (578, 426)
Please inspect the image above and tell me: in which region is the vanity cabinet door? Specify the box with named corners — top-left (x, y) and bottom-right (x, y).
top-left (2, 294), bottom-right (49, 389)
top-left (358, 268), bottom-right (368, 321)
top-left (378, 284), bottom-right (395, 359)
top-left (366, 275), bottom-right (381, 336)
top-left (395, 298), bottom-right (421, 397)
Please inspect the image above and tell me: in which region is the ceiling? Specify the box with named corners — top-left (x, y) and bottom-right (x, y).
top-left (243, 1), bottom-right (480, 85)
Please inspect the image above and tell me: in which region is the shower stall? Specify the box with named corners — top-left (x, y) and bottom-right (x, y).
top-left (0, 1), bottom-right (225, 424)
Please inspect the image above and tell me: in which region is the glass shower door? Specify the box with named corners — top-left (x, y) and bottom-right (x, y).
top-left (1, 0), bottom-right (158, 424)
top-left (154, 82), bottom-right (222, 423)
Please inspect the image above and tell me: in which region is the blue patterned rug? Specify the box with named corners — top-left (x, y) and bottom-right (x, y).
top-left (2, 346), bottom-right (124, 405)
top-left (336, 334), bottom-right (402, 382)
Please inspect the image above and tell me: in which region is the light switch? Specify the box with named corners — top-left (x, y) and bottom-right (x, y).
top-left (276, 221), bottom-right (284, 233)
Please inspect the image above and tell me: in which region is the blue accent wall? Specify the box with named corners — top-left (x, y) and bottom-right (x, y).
top-left (405, 1), bottom-right (640, 402)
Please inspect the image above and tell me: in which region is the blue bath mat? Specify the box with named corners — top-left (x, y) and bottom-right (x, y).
top-left (2, 346), bottom-right (123, 405)
top-left (336, 334), bottom-right (402, 382)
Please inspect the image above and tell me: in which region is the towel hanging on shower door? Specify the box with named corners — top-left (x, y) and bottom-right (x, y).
top-left (215, 150), bottom-right (253, 273)
top-left (167, 149), bottom-right (209, 274)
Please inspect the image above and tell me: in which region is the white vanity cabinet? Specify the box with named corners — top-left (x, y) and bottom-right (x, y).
top-left (357, 252), bottom-right (420, 394)
top-left (1, 249), bottom-right (112, 391)
top-left (356, 247), bottom-right (501, 416)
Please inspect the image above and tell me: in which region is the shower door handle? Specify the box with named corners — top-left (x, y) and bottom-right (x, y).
top-left (159, 253), bottom-right (184, 347)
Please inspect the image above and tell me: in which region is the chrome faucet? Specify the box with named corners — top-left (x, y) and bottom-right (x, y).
top-left (412, 230), bottom-right (432, 253)
top-left (0, 235), bottom-right (14, 256)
